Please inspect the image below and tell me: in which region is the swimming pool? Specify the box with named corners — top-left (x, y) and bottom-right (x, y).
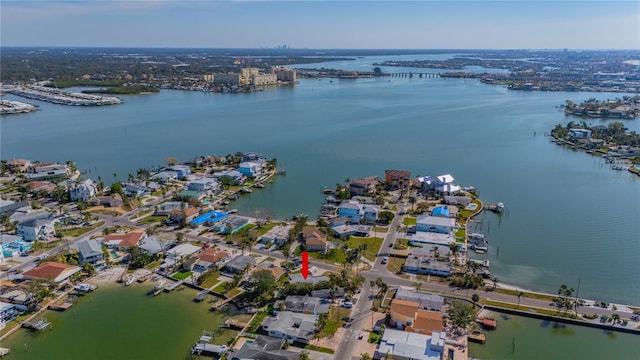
top-left (467, 203), bottom-right (478, 211)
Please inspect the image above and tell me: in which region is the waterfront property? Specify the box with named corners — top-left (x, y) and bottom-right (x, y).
top-left (385, 169), bottom-right (411, 190)
top-left (224, 255), bottom-right (256, 274)
top-left (212, 215), bottom-right (249, 234)
top-left (258, 225), bottom-right (292, 245)
top-left (230, 335), bottom-right (300, 360)
top-left (409, 232), bottom-right (458, 249)
top-left (22, 262), bottom-right (82, 284)
top-left (1, 234), bottom-right (30, 259)
top-left (261, 311), bottom-right (317, 344)
top-left (190, 211), bottom-right (229, 227)
top-left (0, 301), bottom-right (19, 326)
top-left (274, 296), bottom-right (330, 315)
top-left (415, 215), bottom-right (456, 234)
top-left (69, 179), bottom-right (98, 202)
top-left (389, 299), bottom-right (444, 335)
top-left (395, 288), bottom-right (444, 312)
top-left (375, 328), bottom-right (446, 360)
top-left (102, 231), bottom-right (145, 249)
top-left (300, 226), bottom-right (328, 252)
top-left (76, 239), bottom-right (104, 265)
top-left (337, 199), bottom-right (380, 224)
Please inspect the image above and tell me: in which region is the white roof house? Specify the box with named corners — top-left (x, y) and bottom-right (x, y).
top-left (70, 179), bottom-right (97, 201)
top-left (166, 243), bottom-right (201, 259)
top-left (376, 329), bottom-right (445, 360)
top-left (436, 174), bottom-right (455, 184)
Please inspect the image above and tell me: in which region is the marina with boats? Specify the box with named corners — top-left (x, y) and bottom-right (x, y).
top-left (2, 85), bottom-right (122, 106)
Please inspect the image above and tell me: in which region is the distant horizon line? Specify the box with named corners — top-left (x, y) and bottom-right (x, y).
top-left (1, 46), bottom-right (639, 52)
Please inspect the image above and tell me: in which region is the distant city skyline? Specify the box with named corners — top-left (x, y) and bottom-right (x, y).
top-left (1, 1), bottom-right (639, 50)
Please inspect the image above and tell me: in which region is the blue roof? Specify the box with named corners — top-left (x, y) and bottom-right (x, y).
top-left (432, 206), bottom-right (449, 217)
top-left (190, 211), bottom-right (229, 225)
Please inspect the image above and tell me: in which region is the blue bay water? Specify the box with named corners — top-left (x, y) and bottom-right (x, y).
top-left (1, 59), bottom-right (639, 305)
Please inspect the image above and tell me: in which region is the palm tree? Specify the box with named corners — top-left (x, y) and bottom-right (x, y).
top-left (491, 276), bottom-right (499, 290)
top-left (517, 291), bottom-right (525, 308)
top-left (414, 282), bottom-right (421, 293)
top-left (471, 293), bottom-right (480, 309)
top-left (408, 196), bottom-right (416, 211)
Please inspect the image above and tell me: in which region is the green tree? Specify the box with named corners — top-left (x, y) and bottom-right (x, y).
top-left (82, 262), bottom-right (96, 276)
top-left (471, 293), bottom-right (480, 308)
top-left (378, 211), bottom-right (394, 224)
top-left (361, 353), bottom-right (372, 360)
top-left (517, 291), bottom-right (525, 308)
top-left (219, 175), bottom-right (235, 190)
top-left (244, 269), bottom-right (276, 305)
top-left (447, 300), bottom-right (475, 335)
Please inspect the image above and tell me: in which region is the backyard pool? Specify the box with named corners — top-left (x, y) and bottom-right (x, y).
top-left (190, 211), bottom-right (229, 225)
top-left (467, 203), bottom-right (478, 211)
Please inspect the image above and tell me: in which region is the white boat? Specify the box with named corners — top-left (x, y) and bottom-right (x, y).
top-left (154, 280), bottom-right (167, 291)
top-left (74, 283), bottom-right (97, 292)
top-left (124, 275), bottom-right (135, 286)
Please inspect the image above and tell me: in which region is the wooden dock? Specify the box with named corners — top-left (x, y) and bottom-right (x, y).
top-left (210, 297), bottom-right (234, 311)
top-left (164, 280), bottom-right (183, 292)
top-left (468, 331), bottom-right (486, 344)
top-left (48, 302), bottom-right (72, 311)
top-left (221, 319), bottom-right (248, 330)
top-left (194, 289), bottom-right (209, 302)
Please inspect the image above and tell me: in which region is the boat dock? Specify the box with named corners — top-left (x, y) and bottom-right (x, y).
top-left (468, 331), bottom-right (486, 344)
top-left (164, 280), bottom-right (183, 292)
top-left (151, 280), bottom-right (167, 296)
top-left (48, 302), bottom-right (72, 311)
top-left (221, 319), bottom-right (248, 330)
top-left (210, 297), bottom-right (234, 311)
top-left (22, 319), bottom-right (52, 331)
top-left (194, 289), bottom-right (209, 302)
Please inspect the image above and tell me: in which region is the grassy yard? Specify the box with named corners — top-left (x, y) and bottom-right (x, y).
top-left (263, 257), bottom-right (276, 263)
top-left (213, 282), bottom-right (228, 294)
top-left (317, 307), bottom-right (351, 338)
top-left (59, 221), bottom-right (105, 237)
top-left (226, 224), bottom-right (257, 243)
top-left (455, 228), bottom-right (466, 239)
top-left (304, 345), bottom-right (335, 354)
top-left (227, 288), bottom-right (242, 298)
top-left (402, 217), bottom-right (416, 226)
top-left (256, 222), bottom-right (277, 236)
top-left (346, 236), bottom-right (383, 261)
top-left (91, 209), bottom-right (120, 216)
top-left (309, 248), bottom-right (348, 265)
top-left (138, 215), bottom-right (167, 225)
top-left (372, 227), bottom-right (388, 233)
top-left (173, 270), bottom-right (193, 280)
top-left (385, 256), bottom-right (405, 273)
top-left (493, 288), bottom-right (555, 302)
top-left (131, 209), bottom-right (153, 220)
top-left (198, 271), bottom-right (221, 289)
top-left (144, 259), bottom-right (163, 270)
top-left (247, 311), bottom-right (269, 333)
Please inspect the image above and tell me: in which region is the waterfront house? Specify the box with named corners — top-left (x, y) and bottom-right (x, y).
top-left (194, 247), bottom-right (229, 271)
top-left (288, 273), bottom-right (329, 285)
top-left (361, 204), bottom-right (379, 223)
top-left (154, 201), bottom-right (186, 216)
top-left (187, 178), bottom-right (220, 193)
top-left (7, 158), bottom-right (31, 173)
top-left (349, 176), bottom-right (380, 197)
top-left (0, 301), bottom-right (19, 326)
top-left (178, 189), bottom-right (206, 201)
top-left (23, 262), bottom-right (82, 284)
top-left (416, 215), bottom-right (455, 234)
top-left (123, 183), bottom-right (149, 198)
top-left (70, 179), bottom-right (98, 201)
top-left (417, 175), bottom-right (437, 192)
top-left (274, 295), bottom-right (330, 315)
top-left (138, 236), bottom-right (175, 255)
top-left (409, 232), bottom-right (457, 249)
top-left (254, 262), bottom-right (286, 280)
top-left (151, 171), bottom-right (178, 184)
top-left (375, 328), bottom-right (445, 360)
top-left (569, 128), bottom-right (592, 139)
top-left (224, 255), bottom-right (256, 274)
top-left (331, 224), bottom-right (372, 238)
top-left (435, 174), bottom-right (461, 195)
top-left (230, 335), bottom-right (299, 360)
top-left (26, 163), bottom-right (69, 180)
top-left (77, 239), bottom-right (104, 265)
top-left (18, 214), bottom-right (57, 241)
top-left (390, 299), bottom-right (444, 335)
top-left (337, 200), bottom-right (361, 223)
top-left (1, 235), bottom-right (30, 259)
top-left (237, 161), bottom-right (263, 177)
top-left (301, 226), bottom-right (327, 252)
top-left (404, 250), bottom-right (452, 277)
top-left (310, 287), bottom-right (345, 299)
top-left (261, 311), bottom-right (317, 344)
top-left (384, 169), bottom-right (411, 190)
top-left (213, 215), bottom-right (249, 234)
top-left (166, 165), bottom-right (191, 179)
top-left (166, 243), bottom-right (202, 260)
top-left (103, 231), bottom-right (145, 249)
top-left (258, 224), bottom-right (292, 245)
top-left (395, 288), bottom-right (444, 312)
top-left (242, 152), bottom-right (266, 162)
top-left (212, 170), bottom-right (246, 185)
top-left (443, 195), bottom-right (472, 208)
top-left (328, 217), bottom-right (347, 228)
top-left (22, 181), bottom-right (56, 194)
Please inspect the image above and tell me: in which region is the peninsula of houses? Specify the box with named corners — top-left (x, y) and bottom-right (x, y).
top-left (1, 153), bottom-right (638, 360)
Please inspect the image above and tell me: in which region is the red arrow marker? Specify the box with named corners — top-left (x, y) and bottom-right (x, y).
top-left (301, 251), bottom-right (309, 280)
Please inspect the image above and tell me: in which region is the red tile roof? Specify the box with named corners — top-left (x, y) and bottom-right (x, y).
top-left (198, 247), bottom-right (228, 264)
top-left (23, 262), bottom-right (80, 283)
top-left (104, 231), bottom-right (145, 248)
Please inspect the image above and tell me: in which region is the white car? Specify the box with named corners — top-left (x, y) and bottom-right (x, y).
top-left (381, 257), bottom-right (389, 264)
top-left (342, 301), bottom-right (354, 308)
top-left (310, 266), bottom-right (317, 274)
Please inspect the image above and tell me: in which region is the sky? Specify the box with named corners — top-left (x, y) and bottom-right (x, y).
top-left (1, 1), bottom-right (639, 49)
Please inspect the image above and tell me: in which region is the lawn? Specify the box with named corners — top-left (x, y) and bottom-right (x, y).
top-left (372, 227), bottom-right (388, 233)
top-left (213, 282), bottom-right (228, 294)
top-left (304, 345), bottom-right (335, 354)
top-left (484, 299), bottom-right (583, 319)
top-left (226, 224), bottom-right (257, 243)
top-left (138, 215), bottom-right (167, 224)
top-left (144, 259), bottom-right (163, 270)
top-left (346, 236), bottom-right (383, 261)
top-left (256, 222), bottom-right (277, 236)
top-left (247, 311), bottom-right (269, 333)
top-left (385, 256), bottom-right (405, 274)
top-left (198, 270), bottom-right (221, 289)
top-left (59, 221), bottom-right (105, 237)
top-left (402, 217), bottom-right (416, 226)
top-left (455, 228), bottom-right (466, 239)
top-left (173, 270), bottom-right (193, 280)
top-left (493, 288), bottom-right (555, 302)
top-left (317, 307), bottom-right (351, 338)
top-left (309, 248), bottom-right (348, 265)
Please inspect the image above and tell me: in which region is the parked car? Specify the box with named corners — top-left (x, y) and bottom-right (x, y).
top-left (342, 301), bottom-right (354, 308)
top-left (381, 257), bottom-right (389, 264)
